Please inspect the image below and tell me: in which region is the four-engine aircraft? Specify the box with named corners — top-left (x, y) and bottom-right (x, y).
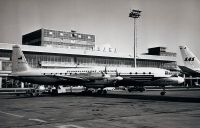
top-left (8, 45), bottom-right (184, 95)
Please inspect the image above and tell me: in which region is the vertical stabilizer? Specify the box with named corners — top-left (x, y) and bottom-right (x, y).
top-left (179, 45), bottom-right (200, 70)
top-left (12, 45), bottom-right (30, 73)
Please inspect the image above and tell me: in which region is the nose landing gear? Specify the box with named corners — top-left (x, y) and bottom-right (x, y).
top-left (160, 91), bottom-right (166, 96)
top-left (160, 86), bottom-right (166, 96)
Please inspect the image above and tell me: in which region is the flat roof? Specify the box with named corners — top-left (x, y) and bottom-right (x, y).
top-left (0, 43), bottom-right (176, 62)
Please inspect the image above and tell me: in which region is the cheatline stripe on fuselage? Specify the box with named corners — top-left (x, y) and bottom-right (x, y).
top-left (123, 76), bottom-right (169, 80)
top-left (122, 75), bottom-right (154, 79)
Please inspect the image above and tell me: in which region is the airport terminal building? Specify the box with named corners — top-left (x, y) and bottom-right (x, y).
top-left (0, 28), bottom-right (177, 88)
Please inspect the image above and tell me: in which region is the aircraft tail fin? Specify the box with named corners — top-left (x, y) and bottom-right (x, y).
top-left (179, 45), bottom-right (200, 70)
top-left (12, 45), bottom-right (31, 73)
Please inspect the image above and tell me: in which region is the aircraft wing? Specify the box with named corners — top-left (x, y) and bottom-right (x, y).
top-left (44, 74), bottom-right (89, 82)
top-left (178, 65), bottom-right (200, 76)
top-left (115, 77), bottom-right (148, 86)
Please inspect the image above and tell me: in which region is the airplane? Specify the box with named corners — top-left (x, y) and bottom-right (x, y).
top-left (4, 45), bottom-right (184, 96)
top-left (10, 45), bottom-right (124, 95)
top-left (179, 45), bottom-right (200, 76)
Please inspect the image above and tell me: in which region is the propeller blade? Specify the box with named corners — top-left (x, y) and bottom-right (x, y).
top-left (115, 69), bottom-right (119, 76)
top-left (104, 66), bottom-right (107, 74)
top-left (101, 71), bottom-right (105, 77)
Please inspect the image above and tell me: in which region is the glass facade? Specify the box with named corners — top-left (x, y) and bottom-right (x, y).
top-left (24, 52), bottom-right (74, 68)
top-left (0, 49), bottom-right (176, 69)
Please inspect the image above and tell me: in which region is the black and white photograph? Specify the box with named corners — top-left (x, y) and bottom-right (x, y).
top-left (0, 0), bottom-right (200, 128)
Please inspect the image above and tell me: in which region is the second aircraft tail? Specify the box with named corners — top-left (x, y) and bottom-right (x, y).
top-left (179, 45), bottom-right (200, 70)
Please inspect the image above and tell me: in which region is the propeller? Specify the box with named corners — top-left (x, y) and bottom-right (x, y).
top-left (101, 67), bottom-right (123, 81)
top-left (104, 66), bottom-right (107, 74)
top-left (115, 69), bottom-right (123, 80)
top-left (115, 69), bottom-right (119, 76)
top-left (101, 66), bottom-right (110, 78)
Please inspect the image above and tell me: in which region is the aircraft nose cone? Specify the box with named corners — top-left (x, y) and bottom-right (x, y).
top-left (177, 76), bottom-right (184, 84)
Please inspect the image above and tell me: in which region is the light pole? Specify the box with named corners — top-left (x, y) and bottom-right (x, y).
top-left (129, 9), bottom-right (141, 68)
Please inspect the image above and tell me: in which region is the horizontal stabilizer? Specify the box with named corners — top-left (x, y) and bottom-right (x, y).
top-left (178, 65), bottom-right (200, 76)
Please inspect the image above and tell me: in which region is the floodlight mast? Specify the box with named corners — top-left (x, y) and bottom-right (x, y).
top-left (129, 9), bottom-right (141, 68)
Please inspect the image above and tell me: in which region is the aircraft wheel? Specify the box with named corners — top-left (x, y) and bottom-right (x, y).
top-left (81, 91), bottom-right (86, 95)
top-left (51, 89), bottom-right (58, 96)
top-left (128, 88), bottom-right (132, 92)
top-left (160, 91), bottom-right (166, 96)
top-left (87, 90), bottom-right (93, 95)
top-left (97, 90), bottom-right (103, 94)
top-left (139, 87), bottom-right (145, 92)
top-left (102, 90), bottom-right (107, 95)
top-left (26, 93), bottom-right (33, 97)
top-left (31, 91), bottom-right (38, 96)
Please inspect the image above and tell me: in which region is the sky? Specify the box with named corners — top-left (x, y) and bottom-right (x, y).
top-left (0, 0), bottom-right (200, 64)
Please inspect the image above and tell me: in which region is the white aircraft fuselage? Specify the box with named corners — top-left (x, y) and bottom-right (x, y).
top-left (11, 66), bottom-right (183, 88)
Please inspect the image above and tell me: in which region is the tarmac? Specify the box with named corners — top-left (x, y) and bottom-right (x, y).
top-left (0, 89), bottom-right (200, 128)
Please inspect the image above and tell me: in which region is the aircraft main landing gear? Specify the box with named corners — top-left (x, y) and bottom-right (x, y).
top-left (97, 89), bottom-right (107, 95)
top-left (51, 86), bottom-right (58, 96)
top-left (102, 90), bottom-right (107, 95)
top-left (81, 88), bottom-right (93, 95)
top-left (97, 89), bottom-right (103, 94)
